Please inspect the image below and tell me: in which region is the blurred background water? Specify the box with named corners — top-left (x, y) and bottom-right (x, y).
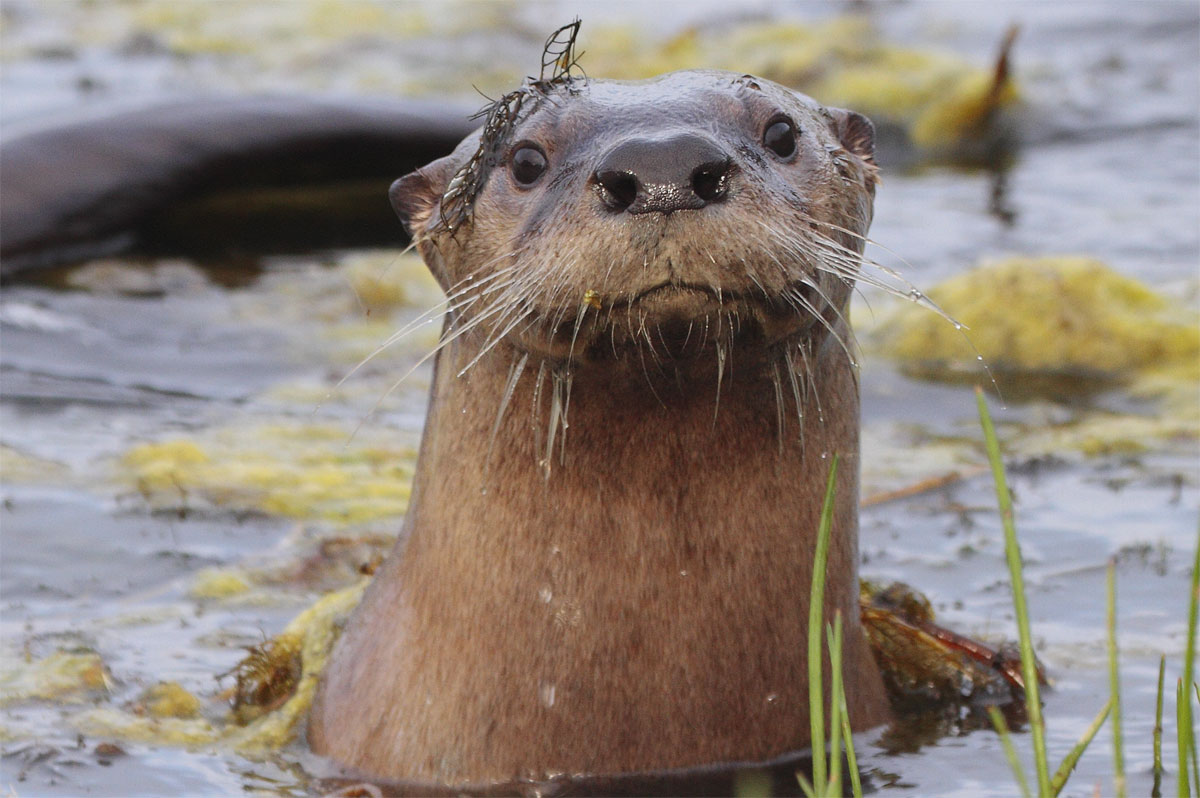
top-left (1, 2), bottom-right (1197, 796)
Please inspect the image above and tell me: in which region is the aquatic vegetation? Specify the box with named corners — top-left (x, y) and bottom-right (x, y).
top-left (121, 424), bottom-right (417, 527)
top-left (188, 567), bottom-right (253, 600)
top-left (0, 445), bottom-right (68, 483)
top-left (0, 650), bottom-right (110, 704)
top-left (870, 256), bottom-right (1200, 453)
top-left (876, 257), bottom-right (1199, 380)
top-left (977, 390), bottom-right (1200, 797)
top-left (71, 581), bottom-right (367, 752)
top-left (133, 682), bottom-right (203, 720)
top-left (124, 0), bottom-right (430, 57)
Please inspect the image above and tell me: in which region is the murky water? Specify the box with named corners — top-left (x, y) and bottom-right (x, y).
top-left (2, 2), bottom-right (1197, 796)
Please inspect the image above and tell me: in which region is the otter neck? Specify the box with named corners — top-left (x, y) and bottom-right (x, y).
top-left (313, 320), bottom-right (888, 785)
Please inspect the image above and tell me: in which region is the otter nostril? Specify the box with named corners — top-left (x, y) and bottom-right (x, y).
top-left (596, 169), bottom-right (640, 211)
top-left (691, 159), bottom-right (730, 204)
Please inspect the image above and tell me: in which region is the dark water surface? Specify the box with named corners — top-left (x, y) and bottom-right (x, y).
top-left (2, 2), bottom-right (1197, 796)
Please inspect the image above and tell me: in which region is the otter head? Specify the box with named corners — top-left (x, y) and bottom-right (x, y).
top-left (390, 70), bottom-right (876, 374)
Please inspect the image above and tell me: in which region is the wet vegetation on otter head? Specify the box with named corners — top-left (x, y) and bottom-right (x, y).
top-left (435, 19), bottom-right (585, 235)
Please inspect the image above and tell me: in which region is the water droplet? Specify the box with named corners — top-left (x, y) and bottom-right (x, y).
top-left (539, 682), bottom-right (556, 708)
top-left (766, 693), bottom-right (778, 704)
top-left (539, 586), bottom-right (553, 603)
top-left (679, 570), bottom-right (688, 577)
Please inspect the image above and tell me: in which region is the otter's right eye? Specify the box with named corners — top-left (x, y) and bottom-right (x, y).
top-left (763, 117), bottom-right (797, 159)
top-left (510, 146), bottom-right (548, 185)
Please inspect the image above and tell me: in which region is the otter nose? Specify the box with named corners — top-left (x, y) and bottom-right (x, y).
top-left (594, 133), bottom-right (732, 214)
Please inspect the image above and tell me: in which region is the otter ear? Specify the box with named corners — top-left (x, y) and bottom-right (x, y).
top-left (389, 153), bottom-right (460, 237)
top-left (828, 108), bottom-right (876, 166)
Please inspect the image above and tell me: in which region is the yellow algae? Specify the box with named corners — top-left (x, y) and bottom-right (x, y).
top-left (340, 253), bottom-right (443, 315)
top-left (67, 581), bottom-right (366, 752)
top-left (73, 708), bottom-right (218, 747)
top-left (136, 682), bottom-right (203, 720)
top-left (128, 0), bottom-right (427, 57)
top-left (874, 256), bottom-right (1200, 380)
top-left (1014, 413), bottom-right (1198, 459)
top-left (0, 651), bottom-right (110, 705)
top-left (189, 568), bottom-right (252, 601)
top-left (0, 445), bottom-right (68, 483)
top-left (226, 580), bottom-right (367, 753)
top-left (120, 422), bottom-right (417, 527)
top-left (303, 0), bottom-right (429, 41)
top-left (910, 69), bottom-right (1019, 151)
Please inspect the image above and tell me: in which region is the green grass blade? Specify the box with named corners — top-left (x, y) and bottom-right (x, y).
top-left (826, 614), bottom-right (845, 796)
top-left (808, 455), bottom-right (839, 795)
top-left (839, 688), bottom-right (863, 798)
top-left (1051, 698), bottom-right (1112, 796)
top-left (976, 387), bottom-right (1051, 796)
top-left (989, 705), bottom-right (1032, 798)
top-left (1181, 680), bottom-right (1191, 798)
top-left (796, 769), bottom-right (816, 798)
top-left (1108, 558), bottom-right (1127, 798)
top-left (1180, 523), bottom-right (1200, 798)
top-left (1156, 656), bottom-right (1167, 798)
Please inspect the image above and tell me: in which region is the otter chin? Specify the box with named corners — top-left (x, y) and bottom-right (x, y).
top-left (309, 66), bottom-right (889, 790)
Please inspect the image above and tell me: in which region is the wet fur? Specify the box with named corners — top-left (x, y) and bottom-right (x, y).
top-left (310, 70), bottom-right (892, 787)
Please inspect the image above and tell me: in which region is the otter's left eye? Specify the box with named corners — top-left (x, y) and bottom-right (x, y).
top-left (510, 145), bottom-right (548, 185)
top-left (763, 118), bottom-right (797, 159)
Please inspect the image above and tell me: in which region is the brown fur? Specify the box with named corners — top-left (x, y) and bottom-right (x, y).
top-left (309, 70), bottom-right (890, 788)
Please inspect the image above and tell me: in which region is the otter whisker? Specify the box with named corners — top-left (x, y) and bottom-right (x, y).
top-left (782, 281), bottom-right (858, 369)
top-left (557, 367), bottom-right (573, 467)
top-left (458, 301), bottom-right (538, 377)
top-left (781, 344), bottom-right (806, 447)
top-left (712, 334), bottom-right (726, 428)
top-left (542, 367), bottom-right (569, 479)
top-left (529, 358), bottom-right (547, 462)
top-left (798, 339), bottom-right (824, 426)
top-left (364, 281), bottom-right (528, 398)
top-left (769, 358), bottom-right (786, 455)
top-left (482, 351), bottom-right (530, 490)
top-left (330, 267), bottom-right (523, 399)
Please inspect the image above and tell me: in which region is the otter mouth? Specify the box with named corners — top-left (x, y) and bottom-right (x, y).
top-left (527, 281), bottom-right (828, 363)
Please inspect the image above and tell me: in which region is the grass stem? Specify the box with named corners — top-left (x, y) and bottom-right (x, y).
top-left (1051, 698), bottom-right (1112, 796)
top-left (989, 705), bottom-right (1032, 798)
top-left (976, 387), bottom-right (1051, 796)
top-left (1155, 656), bottom-right (1166, 798)
top-left (807, 455), bottom-right (839, 796)
top-left (826, 614), bottom-right (845, 796)
top-left (1108, 558), bottom-right (1126, 797)
top-left (1179, 523), bottom-right (1200, 798)
top-left (839, 688), bottom-right (863, 798)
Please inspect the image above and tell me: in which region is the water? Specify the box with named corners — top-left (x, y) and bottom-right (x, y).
top-left (1, 2), bottom-right (1197, 796)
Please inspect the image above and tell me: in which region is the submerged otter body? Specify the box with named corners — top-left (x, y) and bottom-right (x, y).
top-left (309, 69), bottom-right (889, 788)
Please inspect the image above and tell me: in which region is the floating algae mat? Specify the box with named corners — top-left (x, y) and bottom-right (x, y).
top-left (868, 256), bottom-right (1200, 456)
top-left (121, 422), bottom-right (417, 527)
top-left (874, 256), bottom-right (1199, 382)
top-left (70, 581), bottom-right (367, 753)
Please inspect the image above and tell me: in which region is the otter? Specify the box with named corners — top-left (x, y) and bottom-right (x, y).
top-left (309, 65), bottom-right (889, 790)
